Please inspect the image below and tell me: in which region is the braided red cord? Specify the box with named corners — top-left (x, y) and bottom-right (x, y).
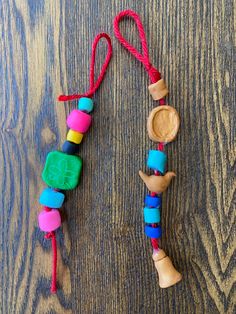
top-left (114, 10), bottom-right (161, 84)
top-left (58, 33), bottom-right (112, 101)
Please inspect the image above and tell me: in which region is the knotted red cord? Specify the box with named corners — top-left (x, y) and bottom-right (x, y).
top-left (58, 33), bottom-right (112, 101)
top-left (114, 10), bottom-right (164, 251)
top-left (114, 10), bottom-right (161, 84)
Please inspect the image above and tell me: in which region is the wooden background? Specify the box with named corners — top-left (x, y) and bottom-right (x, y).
top-left (0, 0), bottom-right (235, 313)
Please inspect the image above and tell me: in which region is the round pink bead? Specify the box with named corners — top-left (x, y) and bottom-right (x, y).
top-left (67, 109), bottom-right (92, 133)
top-left (38, 209), bottom-right (61, 232)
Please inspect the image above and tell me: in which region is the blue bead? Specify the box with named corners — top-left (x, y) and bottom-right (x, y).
top-left (62, 141), bottom-right (79, 155)
top-left (78, 97), bottom-right (94, 113)
top-left (145, 226), bottom-right (162, 238)
top-left (145, 195), bottom-right (161, 208)
top-left (39, 188), bottom-right (65, 208)
top-left (144, 207), bottom-right (160, 223)
top-left (147, 150), bottom-right (167, 174)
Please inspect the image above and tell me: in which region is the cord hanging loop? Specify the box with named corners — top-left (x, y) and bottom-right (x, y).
top-left (113, 10), bottom-right (161, 83)
top-left (58, 32), bottom-right (113, 102)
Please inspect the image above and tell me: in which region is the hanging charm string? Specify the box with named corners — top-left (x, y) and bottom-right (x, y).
top-left (43, 33), bottom-right (112, 294)
top-left (58, 33), bottom-right (112, 102)
top-left (114, 10), bottom-right (164, 251)
top-left (113, 10), bottom-right (182, 287)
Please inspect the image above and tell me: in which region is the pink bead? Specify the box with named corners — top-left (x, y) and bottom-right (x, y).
top-left (38, 209), bottom-right (61, 232)
top-left (67, 109), bottom-right (92, 133)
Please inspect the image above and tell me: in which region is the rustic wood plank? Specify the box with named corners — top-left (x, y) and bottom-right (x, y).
top-left (0, 0), bottom-right (235, 313)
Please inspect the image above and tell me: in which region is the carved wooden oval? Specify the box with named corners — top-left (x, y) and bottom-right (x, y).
top-left (147, 105), bottom-right (180, 143)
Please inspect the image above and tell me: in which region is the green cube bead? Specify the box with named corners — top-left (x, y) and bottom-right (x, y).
top-left (42, 151), bottom-right (82, 190)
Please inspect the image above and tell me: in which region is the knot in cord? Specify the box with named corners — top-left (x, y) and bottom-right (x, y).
top-left (146, 63), bottom-right (161, 83)
top-left (44, 232), bottom-right (54, 239)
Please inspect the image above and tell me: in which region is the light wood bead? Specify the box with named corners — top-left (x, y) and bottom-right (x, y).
top-left (148, 79), bottom-right (169, 100)
top-left (152, 249), bottom-right (182, 288)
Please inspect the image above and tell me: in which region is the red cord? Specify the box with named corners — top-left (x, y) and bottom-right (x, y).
top-left (45, 231), bottom-right (57, 293)
top-left (114, 10), bottom-right (161, 84)
top-left (151, 237), bottom-right (159, 250)
top-left (50, 232), bottom-right (57, 293)
top-left (58, 33), bottom-right (112, 101)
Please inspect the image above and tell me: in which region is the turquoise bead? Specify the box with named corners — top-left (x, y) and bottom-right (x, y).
top-left (78, 97), bottom-right (94, 113)
top-left (147, 150), bottom-right (167, 174)
top-left (144, 207), bottom-right (160, 223)
top-left (39, 188), bottom-right (65, 208)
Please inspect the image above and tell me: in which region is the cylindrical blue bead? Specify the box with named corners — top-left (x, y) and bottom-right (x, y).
top-left (144, 207), bottom-right (160, 223)
top-left (147, 150), bottom-right (167, 174)
top-left (39, 188), bottom-right (65, 208)
top-left (62, 141), bottom-right (79, 155)
top-left (145, 195), bottom-right (161, 208)
top-left (78, 97), bottom-right (94, 113)
top-left (145, 225), bottom-right (162, 238)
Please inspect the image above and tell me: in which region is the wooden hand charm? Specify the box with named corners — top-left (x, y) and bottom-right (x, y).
top-left (139, 170), bottom-right (176, 193)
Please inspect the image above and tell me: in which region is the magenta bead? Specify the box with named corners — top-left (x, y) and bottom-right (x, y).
top-left (38, 209), bottom-right (61, 232)
top-left (67, 109), bottom-right (92, 133)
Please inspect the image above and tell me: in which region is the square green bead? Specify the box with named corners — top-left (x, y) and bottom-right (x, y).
top-left (42, 151), bottom-right (82, 190)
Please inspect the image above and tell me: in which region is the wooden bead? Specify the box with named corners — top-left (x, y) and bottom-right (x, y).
top-left (152, 249), bottom-right (182, 288)
top-left (42, 151), bottom-right (82, 190)
top-left (67, 129), bottom-right (83, 144)
top-left (148, 79), bottom-right (168, 100)
top-left (139, 171), bottom-right (176, 194)
top-left (147, 105), bottom-right (180, 143)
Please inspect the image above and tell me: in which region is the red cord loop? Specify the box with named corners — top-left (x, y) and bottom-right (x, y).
top-left (58, 33), bottom-right (112, 102)
top-left (114, 10), bottom-right (161, 83)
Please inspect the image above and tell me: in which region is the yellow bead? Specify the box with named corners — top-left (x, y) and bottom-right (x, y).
top-left (67, 129), bottom-right (83, 144)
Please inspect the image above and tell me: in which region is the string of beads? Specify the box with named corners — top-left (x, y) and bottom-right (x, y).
top-left (38, 33), bottom-right (112, 293)
top-left (114, 10), bottom-right (182, 288)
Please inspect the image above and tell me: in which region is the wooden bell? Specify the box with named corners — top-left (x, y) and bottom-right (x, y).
top-left (152, 249), bottom-right (182, 288)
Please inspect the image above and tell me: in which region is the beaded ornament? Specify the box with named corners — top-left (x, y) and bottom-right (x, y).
top-left (114, 10), bottom-right (182, 288)
top-left (38, 33), bottom-right (112, 293)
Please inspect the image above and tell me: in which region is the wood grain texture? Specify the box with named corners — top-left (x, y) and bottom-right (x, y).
top-left (0, 0), bottom-right (235, 313)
